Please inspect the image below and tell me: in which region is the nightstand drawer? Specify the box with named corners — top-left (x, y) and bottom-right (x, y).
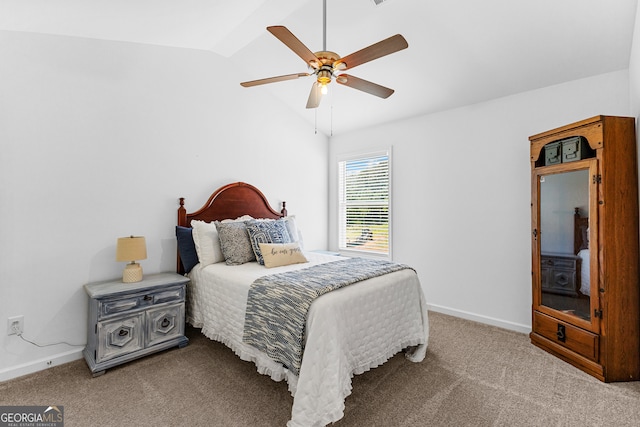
top-left (146, 303), bottom-right (185, 347)
top-left (153, 288), bottom-right (184, 305)
top-left (541, 256), bottom-right (577, 269)
top-left (99, 286), bottom-right (185, 317)
top-left (97, 313), bottom-right (145, 363)
top-left (540, 254), bottom-right (580, 296)
top-left (101, 297), bottom-right (142, 316)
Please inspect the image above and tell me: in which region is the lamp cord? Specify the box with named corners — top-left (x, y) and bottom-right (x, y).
top-left (15, 331), bottom-right (85, 348)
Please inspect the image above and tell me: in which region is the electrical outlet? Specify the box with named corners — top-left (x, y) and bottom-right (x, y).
top-left (7, 315), bottom-right (24, 336)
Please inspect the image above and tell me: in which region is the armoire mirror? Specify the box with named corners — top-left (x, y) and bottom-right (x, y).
top-left (538, 168), bottom-right (591, 321)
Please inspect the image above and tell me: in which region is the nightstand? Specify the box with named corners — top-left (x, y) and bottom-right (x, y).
top-left (83, 272), bottom-right (189, 376)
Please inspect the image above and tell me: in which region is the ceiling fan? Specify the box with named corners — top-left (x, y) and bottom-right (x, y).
top-left (240, 0), bottom-right (408, 109)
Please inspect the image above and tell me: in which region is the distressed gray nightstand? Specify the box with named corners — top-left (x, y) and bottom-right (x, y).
top-left (83, 272), bottom-right (189, 376)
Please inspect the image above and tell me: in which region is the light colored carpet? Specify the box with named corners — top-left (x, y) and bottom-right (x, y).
top-left (2, 311), bottom-right (639, 426)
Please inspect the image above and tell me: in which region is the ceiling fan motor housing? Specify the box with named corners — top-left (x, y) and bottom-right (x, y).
top-left (312, 51), bottom-right (341, 85)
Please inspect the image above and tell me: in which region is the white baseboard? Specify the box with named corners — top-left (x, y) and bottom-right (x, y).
top-left (427, 303), bottom-right (531, 334)
top-left (0, 349), bottom-right (84, 383)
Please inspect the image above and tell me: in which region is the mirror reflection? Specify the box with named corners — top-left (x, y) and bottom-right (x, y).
top-left (539, 169), bottom-right (590, 320)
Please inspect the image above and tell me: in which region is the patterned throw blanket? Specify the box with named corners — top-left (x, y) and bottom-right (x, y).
top-left (242, 257), bottom-right (414, 376)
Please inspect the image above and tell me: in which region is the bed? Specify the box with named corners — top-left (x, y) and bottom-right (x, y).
top-left (175, 182), bottom-right (429, 427)
top-left (574, 207), bottom-right (590, 296)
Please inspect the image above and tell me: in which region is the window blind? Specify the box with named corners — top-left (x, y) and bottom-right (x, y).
top-left (338, 150), bottom-right (391, 256)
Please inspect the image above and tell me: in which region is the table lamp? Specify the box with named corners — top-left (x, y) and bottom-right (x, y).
top-left (116, 236), bottom-right (147, 283)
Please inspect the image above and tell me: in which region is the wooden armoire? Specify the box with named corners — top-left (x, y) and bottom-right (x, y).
top-left (529, 115), bottom-right (640, 382)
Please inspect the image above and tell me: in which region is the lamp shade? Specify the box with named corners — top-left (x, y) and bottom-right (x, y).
top-left (116, 236), bottom-right (147, 283)
top-left (116, 236), bottom-right (147, 262)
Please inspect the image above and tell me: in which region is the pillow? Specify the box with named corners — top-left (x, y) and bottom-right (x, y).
top-left (259, 242), bottom-right (308, 268)
top-left (221, 214), bottom-right (254, 223)
top-left (175, 226), bottom-right (198, 273)
top-left (282, 215), bottom-right (299, 242)
top-left (245, 219), bottom-right (292, 265)
top-left (282, 215), bottom-right (304, 248)
top-left (191, 220), bottom-right (225, 266)
top-left (215, 221), bottom-right (256, 265)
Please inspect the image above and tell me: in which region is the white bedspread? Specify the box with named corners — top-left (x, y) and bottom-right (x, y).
top-left (578, 249), bottom-right (590, 295)
top-left (187, 252), bottom-right (429, 427)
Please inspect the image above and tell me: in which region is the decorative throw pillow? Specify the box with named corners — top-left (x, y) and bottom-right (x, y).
top-left (191, 220), bottom-right (225, 266)
top-left (259, 242), bottom-right (308, 268)
top-left (215, 221), bottom-right (256, 265)
top-left (175, 226), bottom-right (198, 273)
top-left (245, 219), bottom-right (292, 265)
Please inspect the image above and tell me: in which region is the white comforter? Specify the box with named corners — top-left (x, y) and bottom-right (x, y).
top-left (187, 252), bottom-right (429, 427)
top-left (578, 249), bottom-right (590, 295)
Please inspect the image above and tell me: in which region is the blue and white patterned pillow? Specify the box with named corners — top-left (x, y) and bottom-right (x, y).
top-left (215, 221), bottom-right (256, 265)
top-left (245, 219), bottom-right (292, 265)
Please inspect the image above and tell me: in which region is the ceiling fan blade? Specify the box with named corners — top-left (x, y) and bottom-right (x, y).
top-left (306, 82), bottom-right (322, 109)
top-left (267, 26), bottom-right (319, 68)
top-left (240, 73), bottom-right (310, 87)
top-left (335, 34), bottom-right (408, 71)
top-left (336, 74), bottom-right (395, 98)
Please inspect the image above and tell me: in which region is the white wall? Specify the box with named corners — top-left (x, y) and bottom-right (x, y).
top-left (0, 31), bottom-right (329, 381)
top-left (329, 70), bottom-right (631, 332)
top-left (631, 2), bottom-right (640, 163)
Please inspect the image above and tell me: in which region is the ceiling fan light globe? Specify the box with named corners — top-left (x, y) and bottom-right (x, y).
top-left (317, 69), bottom-right (332, 85)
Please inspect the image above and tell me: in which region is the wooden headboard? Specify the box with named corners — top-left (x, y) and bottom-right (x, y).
top-left (177, 182), bottom-right (287, 273)
top-left (574, 207), bottom-right (589, 254)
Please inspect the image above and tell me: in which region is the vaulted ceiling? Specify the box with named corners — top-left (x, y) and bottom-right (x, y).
top-left (1, 0), bottom-right (637, 135)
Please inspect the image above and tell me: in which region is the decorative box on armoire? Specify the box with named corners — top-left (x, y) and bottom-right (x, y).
top-left (529, 115), bottom-right (640, 382)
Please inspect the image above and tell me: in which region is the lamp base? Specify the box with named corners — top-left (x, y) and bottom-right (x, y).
top-left (122, 262), bottom-right (143, 283)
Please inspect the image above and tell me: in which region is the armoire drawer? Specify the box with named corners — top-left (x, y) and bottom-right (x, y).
top-left (533, 311), bottom-right (599, 362)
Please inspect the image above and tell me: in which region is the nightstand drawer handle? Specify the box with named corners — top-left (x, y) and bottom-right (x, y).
top-left (143, 295), bottom-right (153, 301)
top-left (161, 318), bottom-right (170, 328)
top-left (118, 329), bottom-right (129, 337)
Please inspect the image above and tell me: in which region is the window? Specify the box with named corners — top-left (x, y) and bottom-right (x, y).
top-left (338, 149), bottom-right (391, 258)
